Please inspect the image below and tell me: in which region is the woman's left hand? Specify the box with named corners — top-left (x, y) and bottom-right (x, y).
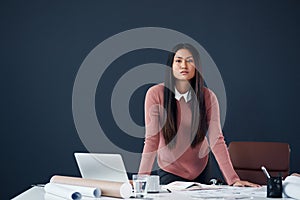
top-left (233, 180), bottom-right (261, 187)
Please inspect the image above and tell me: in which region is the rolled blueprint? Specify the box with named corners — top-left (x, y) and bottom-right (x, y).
top-left (52, 183), bottom-right (101, 197)
top-left (50, 175), bottom-right (132, 199)
top-left (283, 175), bottom-right (300, 200)
top-left (44, 183), bottom-right (82, 200)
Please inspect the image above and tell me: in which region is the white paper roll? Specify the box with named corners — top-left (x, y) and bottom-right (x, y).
top-left (284, 175), bottom-right (300, 184)
top-left (44, 183), bottom-right (82, 200)
top-left (283, 183), bottom-right (300, 200)
top-left (283, 176), bottom-right (300, 200)
top-left (119, 182), bottom-right (133, 198)
top-left (54, 183), bottom-right (101, 198)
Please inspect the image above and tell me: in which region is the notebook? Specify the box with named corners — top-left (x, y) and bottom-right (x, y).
top-left (74, 153), bottom-right (129, 183)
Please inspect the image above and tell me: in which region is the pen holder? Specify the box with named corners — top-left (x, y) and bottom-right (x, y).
top-left (267, 176), bottom-right (282, 198)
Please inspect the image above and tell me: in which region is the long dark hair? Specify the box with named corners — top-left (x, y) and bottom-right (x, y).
top-left (162, 43), bottom-right (208, 148)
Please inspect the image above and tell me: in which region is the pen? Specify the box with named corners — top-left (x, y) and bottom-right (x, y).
top-left (261, 166), bottom-right (271, 179)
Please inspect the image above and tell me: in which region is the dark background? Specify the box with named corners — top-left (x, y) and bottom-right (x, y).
top-left (2, 0), bottom-right (300, 199)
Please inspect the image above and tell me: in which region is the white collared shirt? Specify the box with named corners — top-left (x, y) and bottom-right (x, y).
top-left (174, 87), bottom-right (192, 102)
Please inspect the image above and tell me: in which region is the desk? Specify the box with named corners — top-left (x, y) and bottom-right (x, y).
top-left (12, 185), bottom-right (292, 200)
top-left (12, 187), bottom-right (173, 200)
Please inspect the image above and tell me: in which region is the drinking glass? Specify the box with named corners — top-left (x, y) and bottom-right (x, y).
top-left (132, 174), bottom-right (149, 198)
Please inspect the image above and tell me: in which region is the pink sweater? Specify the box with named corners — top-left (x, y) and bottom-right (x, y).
top-left (138, 84), bottom-right (240, 185)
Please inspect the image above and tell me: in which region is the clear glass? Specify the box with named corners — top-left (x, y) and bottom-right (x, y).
top-left (132, 174), bottom-right (149, 198)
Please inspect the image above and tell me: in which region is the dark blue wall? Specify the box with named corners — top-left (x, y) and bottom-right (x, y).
top-left (1, 1), bottom-right (300, 199)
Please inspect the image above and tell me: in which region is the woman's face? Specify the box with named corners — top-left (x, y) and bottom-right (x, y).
top-left (172, 48), bottom-right (196, 81)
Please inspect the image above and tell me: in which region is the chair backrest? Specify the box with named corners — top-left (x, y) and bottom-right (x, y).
top-left (228, 141), bottom-right (290, 185)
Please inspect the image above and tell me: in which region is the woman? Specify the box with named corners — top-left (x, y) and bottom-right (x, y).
top-left (138, 43), bottom-right (259, 187)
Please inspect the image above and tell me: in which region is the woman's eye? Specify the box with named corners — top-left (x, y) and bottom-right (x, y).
top-left (175, 60), bottom-right (182, 63)
top-left (187, 59), bottom-right (194, 63)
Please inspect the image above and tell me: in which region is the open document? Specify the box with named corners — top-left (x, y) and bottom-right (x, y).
top-left (161, 181), bottom-right (220, 191)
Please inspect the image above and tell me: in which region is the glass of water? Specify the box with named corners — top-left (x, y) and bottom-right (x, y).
top-left (132, 174), bottom-right (149, 198)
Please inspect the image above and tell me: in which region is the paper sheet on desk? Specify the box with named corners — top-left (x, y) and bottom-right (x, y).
top-left (177, 185), bottom-right (267, 199)
top-left (162, 181), bottom-right (221, 191)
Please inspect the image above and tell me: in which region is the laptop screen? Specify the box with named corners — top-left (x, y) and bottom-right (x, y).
top-left (74, 153), bottom-right (129, 183)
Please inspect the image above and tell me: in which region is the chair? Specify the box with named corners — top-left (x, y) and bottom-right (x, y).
top-left (228, 141), bottom-right (290, 185)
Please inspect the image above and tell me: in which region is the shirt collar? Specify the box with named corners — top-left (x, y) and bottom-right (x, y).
top-left (174, 87), bottom-right (192, 102)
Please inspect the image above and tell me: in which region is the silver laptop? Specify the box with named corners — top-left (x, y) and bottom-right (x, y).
top-left (74, 153), bottom-right (129, 183)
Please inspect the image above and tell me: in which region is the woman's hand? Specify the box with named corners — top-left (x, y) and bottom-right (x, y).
top-left (232, 180), bottom-right (261, 187)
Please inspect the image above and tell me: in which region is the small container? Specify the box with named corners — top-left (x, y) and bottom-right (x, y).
top-left (147, 175), bottom-right (160, 193)
top-left (267, 176), bottom-right (283, 198)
